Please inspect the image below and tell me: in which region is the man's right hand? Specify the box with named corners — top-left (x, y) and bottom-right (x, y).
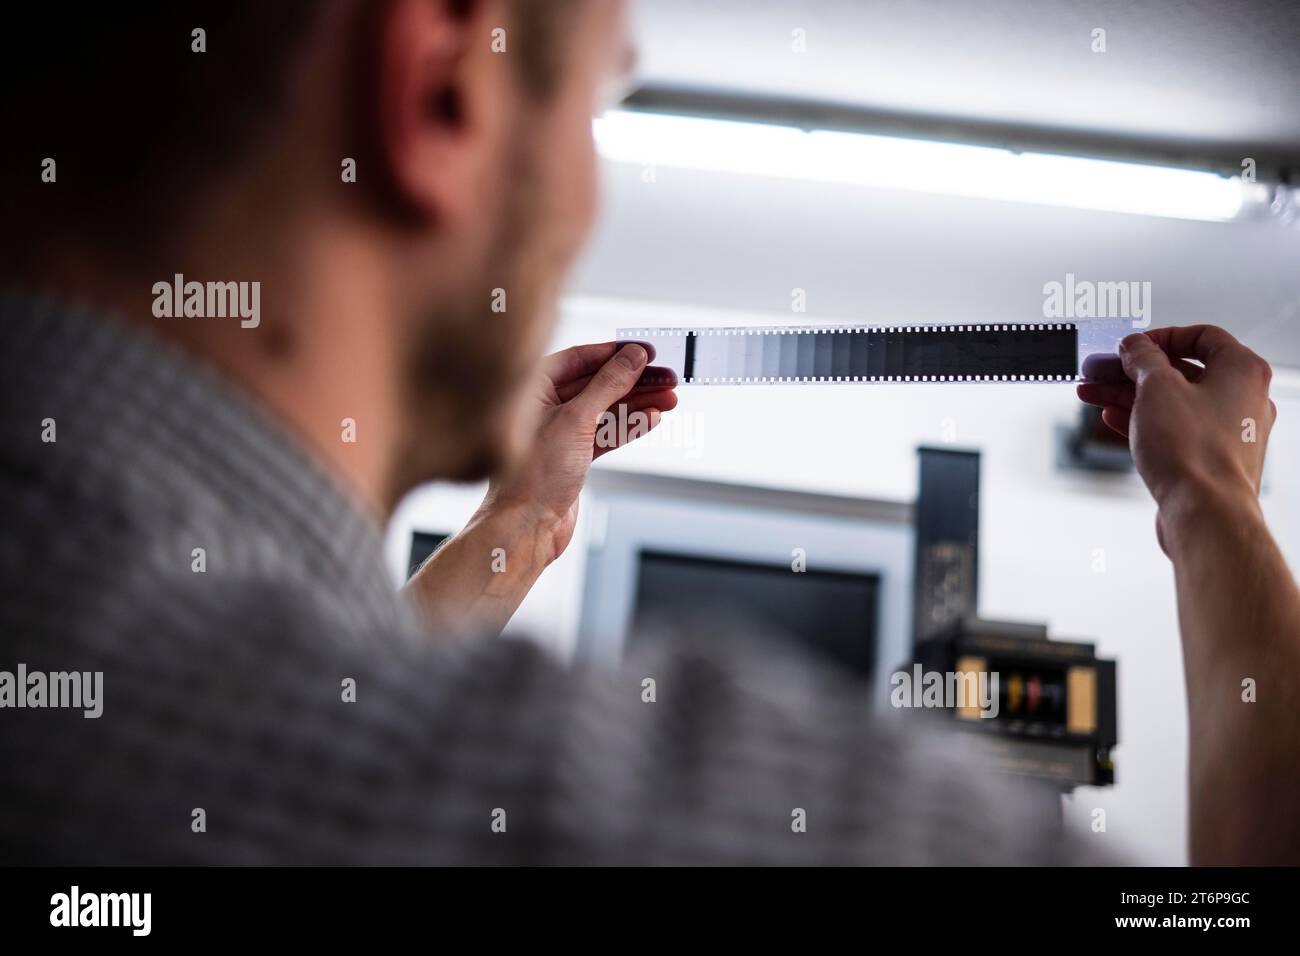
top-left (1082, 325), bottom-right (1300, 864)
top-left (1077, 325), bottom-right (1277, 554)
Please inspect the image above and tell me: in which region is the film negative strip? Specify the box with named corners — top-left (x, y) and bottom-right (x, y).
top-left (619, 319), bottom-right (1132, 386)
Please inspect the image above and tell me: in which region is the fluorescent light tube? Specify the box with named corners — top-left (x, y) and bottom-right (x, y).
top-left (593, 109), bottom-right (1247, 222)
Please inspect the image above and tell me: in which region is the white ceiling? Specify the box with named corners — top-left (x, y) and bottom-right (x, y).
top-left (630, 0), bottom-right (1300, 161)
top-left (569, 0), bottom-right (1300, 368)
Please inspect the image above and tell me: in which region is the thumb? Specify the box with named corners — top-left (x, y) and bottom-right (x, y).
top-left (1118, 332), bottom-right (1173, 386)
top-left (570, 344), bottom-right (648, 419)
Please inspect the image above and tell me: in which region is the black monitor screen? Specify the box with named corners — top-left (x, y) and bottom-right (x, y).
top-left (631, 550), bottom-right (879, 678)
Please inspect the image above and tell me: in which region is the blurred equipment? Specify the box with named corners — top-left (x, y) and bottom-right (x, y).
top-left (915, 617), bottom-right (1117, 787)
top-left (575, 469), bottom-right (911, 693)
top-left (1057, 404), bottom-right (1135, 473)
top-left (632, 550), bottom-right (879, 678)
top-left (909, 448), bottom-right (1118, 789)
top-left (911, 448), bottom-right (980, 645)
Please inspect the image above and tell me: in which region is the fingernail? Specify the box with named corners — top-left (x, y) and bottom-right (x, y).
top-left (616, 344), bottom-right (647, 370)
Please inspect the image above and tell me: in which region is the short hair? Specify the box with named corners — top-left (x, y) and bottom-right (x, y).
top-left (0, 1), bottom-right (580, 248)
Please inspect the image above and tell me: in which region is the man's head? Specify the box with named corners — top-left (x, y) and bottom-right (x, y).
top-left (1, 0), bottom-right (634, 506)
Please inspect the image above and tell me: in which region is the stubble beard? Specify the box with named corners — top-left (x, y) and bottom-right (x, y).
top-left (400, 146), bottom-right (561, 490)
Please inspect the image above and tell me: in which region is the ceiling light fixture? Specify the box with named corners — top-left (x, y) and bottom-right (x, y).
top-left (593, 109), bottom-right (1252, 223)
